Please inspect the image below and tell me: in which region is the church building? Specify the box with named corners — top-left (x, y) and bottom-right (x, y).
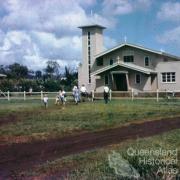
top-left (78, 24), bottom-right (180, 92)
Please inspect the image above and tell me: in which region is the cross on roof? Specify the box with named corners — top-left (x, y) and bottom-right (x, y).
top-left (124, 36), bottom-right (127, 43)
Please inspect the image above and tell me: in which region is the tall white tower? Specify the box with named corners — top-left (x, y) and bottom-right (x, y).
top-left (78, 24), bottom-right (106, 91)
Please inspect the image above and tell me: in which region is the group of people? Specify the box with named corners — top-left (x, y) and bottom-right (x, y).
top-left (43, 84), bottom-right (90, 108)
top-left (71, 84), bottom-right (89, 104)
top-left (55, 89), bottom-right (67, 105)
top-left (43, 84), bottom-right (110, 108)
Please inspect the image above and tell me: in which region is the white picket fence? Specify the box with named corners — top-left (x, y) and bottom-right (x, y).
top-left (0, 89), bottom-right (180, 102)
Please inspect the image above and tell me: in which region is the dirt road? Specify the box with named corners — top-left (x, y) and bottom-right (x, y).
top-left (0, 117), bottom-right (180, 178)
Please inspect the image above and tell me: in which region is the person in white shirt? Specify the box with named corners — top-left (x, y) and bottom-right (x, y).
top-left (43, 94), bottom-right (48, 108)
top-left (80, 84), bottom-right (87, 102)
top-left (104, 86), bottom-right (110, 104)
top-left (73, 86), bottom-right (80, 104)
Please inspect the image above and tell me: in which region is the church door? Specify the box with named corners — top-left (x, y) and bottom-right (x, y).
top-left (113, 74), bottom-right (128, 91)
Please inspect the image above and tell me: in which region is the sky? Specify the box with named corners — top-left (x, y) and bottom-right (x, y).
top-left (0, 0), bottom-right (180, 71)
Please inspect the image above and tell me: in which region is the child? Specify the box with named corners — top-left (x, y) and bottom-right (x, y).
top-left (55, 95), bottom-right (60, 105)
top-left (59, 90), bottom-right (66, 105)
top-left (43, 94), bottom-right (48, 108)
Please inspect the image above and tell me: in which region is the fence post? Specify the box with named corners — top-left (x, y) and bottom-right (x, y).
top-left (131, 88), bottom-right (134, 101)
top-left (156, 89), bottom-right (159, 102)
top-left (91, 90), bottom-right (94, 102)
top-left (7, 91), bottom-right (10, 101)
top-left (24, 91), bottom-right (26, 101)
top-left (109, 89), bottom-right (112, 101)
top-left (41, 91), bottom-right (43, 100)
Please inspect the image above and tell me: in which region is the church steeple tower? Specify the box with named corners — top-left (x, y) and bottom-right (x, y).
top-left (78, 24), bottom-right (106, 91)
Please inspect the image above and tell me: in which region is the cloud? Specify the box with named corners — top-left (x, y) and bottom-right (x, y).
top-left (31, 31), bottom-right (82, 59)
top-left (0, 0), bottom-right (155, 71)
top-left (102, 0), bottom-right (153, 16)
top-left (157, 26), bottom-right (180, 46)
top-left (102, 0), bottom-right (133, 15)
top-left (0, 30), bottom-right (81, 70)
top-left (23, 55), bottom-right (79, 71)
top-left (0, 0), bottom-right (119, 71)
top-left (0, 0), bottom-right (114, 70)
top-left (0, 0), bottom-right (114, 34)
top-left (157, 2), bottom-right (180, 22)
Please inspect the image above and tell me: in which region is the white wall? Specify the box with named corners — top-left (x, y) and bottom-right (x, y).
top-left (156, 62), bottom-right (180, 91)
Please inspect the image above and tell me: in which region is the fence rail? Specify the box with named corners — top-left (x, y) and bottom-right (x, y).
top-left (0, 89), bottom-right (180, 102)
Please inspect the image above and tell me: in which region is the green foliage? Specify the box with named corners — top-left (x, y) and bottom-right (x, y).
top-left (44, 60), bottom-right (60, 78)
top-left (43, 79), bottom-right (61, 91)
top-left (7, 63), bottom-right (28, 79)
top-left (18, 79), bottom-right (42, 91)
top-left (0, 79), bottom-right (15, 91)
top-left (0, 62), bottom-right (78, 91)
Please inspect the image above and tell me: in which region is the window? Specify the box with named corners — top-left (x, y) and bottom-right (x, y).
top-left (87, 32), bottom-right (91, 83)
top-left (144, 56), bottom-right (150, 66)
top-left (124, 55), bottom-right (134, 63)
top-left (96, 58), bottom-right (103, 66)
top-left (89, 76), bottom-right (91, 83)
top-left (88, 32), bottom-right (90, 40)
top-left (110, 59), bottom-right (113, 65)
top-left (105, 75), bottom-right (109, 85)
top-left (88, 65), bottom-right (91, 83)
top-left (135, 74), bottom-right (141, 84)
top-left (161, 72), bottom-right (176, 83)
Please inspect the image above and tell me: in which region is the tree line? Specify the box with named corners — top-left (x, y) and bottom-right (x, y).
top-left (0, 60), bottom-right (78, 92)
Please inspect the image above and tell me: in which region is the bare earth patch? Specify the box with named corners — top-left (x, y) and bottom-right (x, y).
top-left (0, 115), bottom-right (20, 126)
top-left (0, 117), bottom-right (180, 178)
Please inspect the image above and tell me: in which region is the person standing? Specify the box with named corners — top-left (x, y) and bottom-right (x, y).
top-left (80, 84), bottom-right (87, 102)
top-left (73, 86), bottom-right (80, 105)
top-left (43, 94), bottom-right (48, 108)
top-left (59, 89), bottom-right (66, 105)
top-left (104, 85), bottom-right (110, 104)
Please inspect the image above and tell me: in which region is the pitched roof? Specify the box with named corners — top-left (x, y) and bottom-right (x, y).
top-left (91, 61), bottom-right (157, 76)
top-left (95, 43), bottom-right (180, 60)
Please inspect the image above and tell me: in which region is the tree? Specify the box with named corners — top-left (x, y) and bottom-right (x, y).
top-left (35, 70), bottom-right (42, 79)
top-left (62, 66), bottom-right (78, 90)
top-left (7, 63), bottom-right (28, 79)
top-left (0, 65), bottom-right (6, 74)
top-left (44, 60), bottom-right (60, 79)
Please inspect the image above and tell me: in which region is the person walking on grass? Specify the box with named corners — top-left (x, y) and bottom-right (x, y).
top-left (43, 94), bottom-right (48, 108)
top-left (104, 85), bottom-right (110, 104)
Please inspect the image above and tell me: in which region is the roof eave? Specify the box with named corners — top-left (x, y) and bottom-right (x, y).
top-left (78, 24), bottom-right (106, 29)
top-left (91, 63), bottom-right (157, 76)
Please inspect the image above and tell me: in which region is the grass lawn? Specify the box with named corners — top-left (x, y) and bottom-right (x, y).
top-left (0, 99), bottom-right (180, 140)
top-left (0, 99), bottom-right (180, 179)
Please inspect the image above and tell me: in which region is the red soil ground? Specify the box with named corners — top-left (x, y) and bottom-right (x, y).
top-left (0, 117), bottom-right (180, 179)
top-left (0, 115), bottom-right (19, 126)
